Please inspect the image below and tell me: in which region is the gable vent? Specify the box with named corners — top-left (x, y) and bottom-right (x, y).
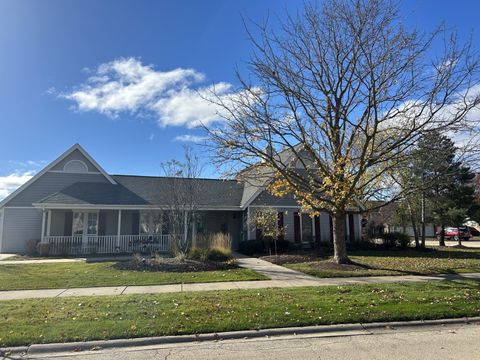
top-left (63, 160), bottom-right (88, 173)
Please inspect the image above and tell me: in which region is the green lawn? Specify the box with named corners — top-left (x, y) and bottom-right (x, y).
top-left (0, 262), bottom-right (267, 291)
top-left (285, 247), bottom-right (480, 278)
top-left (1, 280), bottom-right (480, 347)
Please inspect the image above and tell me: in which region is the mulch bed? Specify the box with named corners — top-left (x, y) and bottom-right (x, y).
top-left (260, 251), bottom-right (327, 265)
top-left (260, 253), bottom-right (372, 271)
top-left (112, 257), bottom-right (237, 273)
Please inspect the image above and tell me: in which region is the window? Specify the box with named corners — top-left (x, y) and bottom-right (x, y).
top-left (139, 211), bottom-right (166, 235)
top-left (86, 213), bottom-right (98, 235)
top-left (73, 212), bottom-right (85, 235)
top-left (139, 211), bottom-right (150, 235)
top-left (301, 213), bottom-right (313, 242)
top-left (152, 212), bottom-right (163, 234)
top-left (72, 212), bottom-right (98, 236)
top-left (162, 213), bottom-right (170, 235)
top-left (195, 212), bottom-right (206, 234)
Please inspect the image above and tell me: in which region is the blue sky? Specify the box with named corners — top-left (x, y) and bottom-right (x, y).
top-left (0, 0), bottom-right (479, 199)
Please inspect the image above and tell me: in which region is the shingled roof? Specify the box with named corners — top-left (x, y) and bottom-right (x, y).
top-left (37, 175), bottom-right (245, 208)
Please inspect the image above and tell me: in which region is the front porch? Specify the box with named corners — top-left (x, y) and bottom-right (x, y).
top-left (43, 234), bottom-right (171, 255)
top-left (38, 208), bottom-right (242, 256)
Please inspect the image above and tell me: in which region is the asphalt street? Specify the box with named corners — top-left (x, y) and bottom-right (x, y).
top-left (7, 322), bottom-right (480, 360)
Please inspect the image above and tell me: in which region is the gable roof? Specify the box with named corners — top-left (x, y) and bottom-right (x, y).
top-left (0, 144), bottom-right (116, 208)
top-left (35, 175), bottom-right (245, 209)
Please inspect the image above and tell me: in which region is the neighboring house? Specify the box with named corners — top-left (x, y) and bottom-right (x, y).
top-left (0, 144), bottom-right (362, 255)
top-left (365, 202), bottom-right (436, 238)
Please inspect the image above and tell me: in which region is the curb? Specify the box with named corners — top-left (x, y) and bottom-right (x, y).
top-left (2, 317), bottom-right (479, 356)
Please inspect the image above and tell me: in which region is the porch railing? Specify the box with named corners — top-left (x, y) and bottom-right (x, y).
top-left (44, 234), bottom-right (172, 256)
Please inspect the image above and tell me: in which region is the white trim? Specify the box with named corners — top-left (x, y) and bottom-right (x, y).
top-left (247, 207), bottom-right (251, 240)
top-left (242, 186), bottom-right (265, 209)
top-left (41, 210), bottom-right (46, 242)
top-left (73, 145), bottom-right (116, 184)
top-left (249, 205), bottom-right (302, 209)
top-left (48, 170), bottom-right (103, 175)
top-left (33, 203), bottom-right (244, 211)
top-left (1, 206), bottom-right (36, 209)
top-left (117, 210), bottom-right (122, 247)
top-left (0, 208), bottom-right (4, 252)
top-left (0, 143), bottom-right (116, 208)
top-left (47, 210), bottom-right (52, 237)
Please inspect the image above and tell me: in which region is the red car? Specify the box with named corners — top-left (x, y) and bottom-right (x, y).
top-left (436, 227), bottom-right (471, 241)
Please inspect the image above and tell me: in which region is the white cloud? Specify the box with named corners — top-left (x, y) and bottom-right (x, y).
top-left (0, 171), bottom-right (35, 201)
top-left (173, 134), bottom-right (208, 143)
top-left (62, 57), bottom-right (238, 128)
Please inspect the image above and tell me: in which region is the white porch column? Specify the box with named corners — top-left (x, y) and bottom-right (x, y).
top-left (46, 210), bottom-right (52, 237)
top-left (247, 207), bottom-right (251, 240)
top-left (40, 210), bottom-right (46, 242)
top-left (117, 210), bottom-right (122, 248)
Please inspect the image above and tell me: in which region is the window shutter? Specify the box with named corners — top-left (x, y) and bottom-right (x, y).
top-left (98, 212), bottom-right (106, 236)
top-left (131, 211), bottom-right (140, 235)
top-left (64, 211), bottom-right (73, 236)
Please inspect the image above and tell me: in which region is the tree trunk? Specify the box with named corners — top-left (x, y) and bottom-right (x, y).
top-left (407, 201), bottom-right (419, 247)
top-left (457, 226), bottom-right (462, 246)
top-left (420, 183), bottom-right (426, 248)
top-left (439, 224), bottom-right (446, 247)
top-left (332, 213), bottom-right (349, 264)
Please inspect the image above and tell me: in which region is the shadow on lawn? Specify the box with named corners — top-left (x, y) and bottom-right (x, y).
top-left (350, 247), bottom-right (480, 260)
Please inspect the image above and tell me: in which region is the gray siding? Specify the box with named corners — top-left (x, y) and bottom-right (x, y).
top-left (50, 210), bottom-right (67, 236)
top-left (201, 211), bottom-right (242, 248)
top-left (1, 208), bottom-right (43, 253)
top-left (105, 210), bottom-right (120, 235)
top-left (50, 149), bottom-right (100, 173)
top-left (248, 207), bottom-right (300, 242)
top-left (246, 209), bottom-right (361, 243)
top-left (120, 210), bottom-right (135, 235)
top-left (5, 172), bottom-right (109, 207)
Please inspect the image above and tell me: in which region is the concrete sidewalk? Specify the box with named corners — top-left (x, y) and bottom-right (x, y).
top-left (1, 272), bottom-right (480, 301)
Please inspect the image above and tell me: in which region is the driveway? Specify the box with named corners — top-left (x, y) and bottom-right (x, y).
top-left (425, 238), bottom-right (480, 248)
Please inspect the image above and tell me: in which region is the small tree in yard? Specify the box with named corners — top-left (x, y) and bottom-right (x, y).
top-left (206, 0), bottom-right (480, 263)
top-left (161, 146), bottom-right (204, 258)
top-left (439, 166), bottom-right (478, 246)
top-left (249, 208), bottom-right (286, 255)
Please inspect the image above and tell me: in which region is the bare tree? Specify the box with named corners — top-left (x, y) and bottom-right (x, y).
top-left (161, 146), bottom-right (204, 257)
top-left (206, 0), bottom-right (480, 263)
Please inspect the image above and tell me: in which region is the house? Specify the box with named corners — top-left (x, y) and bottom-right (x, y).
top-left (0, 144), bottom-right (362, 255)
top-left (365, 201), bottom-right (436, 238)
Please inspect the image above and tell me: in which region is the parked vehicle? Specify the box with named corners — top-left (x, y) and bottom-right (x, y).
top-left (436, 227), bottom-right (471, 241)
top-left (468, 226), bottom-right (480, 237)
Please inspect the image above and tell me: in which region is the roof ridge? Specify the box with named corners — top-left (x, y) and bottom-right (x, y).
top-left (111, 174), bottom-right (240, 182)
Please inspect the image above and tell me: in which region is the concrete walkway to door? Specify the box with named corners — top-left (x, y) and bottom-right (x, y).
top-left (234, 253), bottom-right (320, 281)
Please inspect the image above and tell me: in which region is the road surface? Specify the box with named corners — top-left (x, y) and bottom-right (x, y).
top-left (8, 322), bottom-right (480, 360)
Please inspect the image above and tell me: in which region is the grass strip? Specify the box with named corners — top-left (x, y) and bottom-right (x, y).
top-left (1, 280), bottom-right (480, 347)
top-left (0, 262), bottom-right (267, 290)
